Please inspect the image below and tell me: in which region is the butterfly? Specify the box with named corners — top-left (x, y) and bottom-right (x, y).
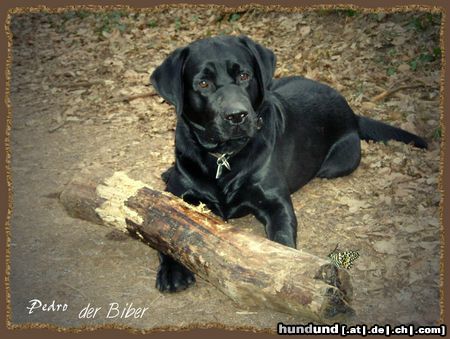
top-left (327, 244), bottom-right (360, 269)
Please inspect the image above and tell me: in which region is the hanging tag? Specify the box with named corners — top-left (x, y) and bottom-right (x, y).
top-left (215, 154), bottom-right (231, 179)
top-left (256, 116), bottom-right (264, 130)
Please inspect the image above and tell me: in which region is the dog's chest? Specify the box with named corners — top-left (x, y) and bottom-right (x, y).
top-left (187, 179), bottom-right (251, 220)
top-left (206, 197), bottom-right (251, 220)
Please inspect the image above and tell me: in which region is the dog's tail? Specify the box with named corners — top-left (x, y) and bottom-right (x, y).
top-left (357, 116), bottom-right (427, 149)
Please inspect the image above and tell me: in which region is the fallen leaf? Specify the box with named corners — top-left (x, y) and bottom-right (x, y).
top-left (300, 26), bottom-right (311, 37)
top-left (373, 239), bottom-right (397, 254)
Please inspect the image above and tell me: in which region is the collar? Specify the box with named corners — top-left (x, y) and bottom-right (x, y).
top-left (181, 113), bottom-right (264, 179)
top-left (209, 130), bottom-right (261, 179)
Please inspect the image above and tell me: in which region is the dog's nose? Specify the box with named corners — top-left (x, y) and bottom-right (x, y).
top-left (225, 111), bottom-right (248, 125)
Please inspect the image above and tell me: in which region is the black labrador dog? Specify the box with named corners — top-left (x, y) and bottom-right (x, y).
top-left (150, 35), bottom-right (427, 292)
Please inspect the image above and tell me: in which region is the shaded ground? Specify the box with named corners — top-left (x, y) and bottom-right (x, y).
top-left (8, 6), bottom-right (441, 331)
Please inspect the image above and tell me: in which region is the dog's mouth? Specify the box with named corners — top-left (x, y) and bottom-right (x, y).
top-left (193, 127), bottom-right (251, 154)
top-left (229, 125), bottom-right (252, 139)
top-left (186, 112), bottom-right (261, 154)
top-left (212, 119), bottom-right (258, 151)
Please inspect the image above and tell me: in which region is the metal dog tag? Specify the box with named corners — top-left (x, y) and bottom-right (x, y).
top-left (215, 153), bottom-right (231, 179)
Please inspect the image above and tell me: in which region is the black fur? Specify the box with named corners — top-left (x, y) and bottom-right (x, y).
top-left (358, 116), bottom-right (427, 148)
top-left (150, 35), bottom-right (427, 292)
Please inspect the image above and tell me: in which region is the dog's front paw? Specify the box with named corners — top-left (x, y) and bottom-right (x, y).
top-left (156, 261), bottom-right (196, 293)
top-left (272, 231), bottom-right (296, 249)
top-left (161, 166), bottom-right (174, 184)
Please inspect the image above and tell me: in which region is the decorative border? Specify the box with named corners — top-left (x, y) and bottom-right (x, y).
top-left (1, 2), bottom-right (447, 338)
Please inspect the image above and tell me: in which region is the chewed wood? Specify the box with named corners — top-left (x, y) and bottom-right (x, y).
top-left (60, 168), bottom-right (355, 322)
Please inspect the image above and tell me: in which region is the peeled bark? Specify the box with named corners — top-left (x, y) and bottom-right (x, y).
top-left (60, 168), bottom-right (355, 322)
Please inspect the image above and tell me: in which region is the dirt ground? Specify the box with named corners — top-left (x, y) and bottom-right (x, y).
top-left (8, 6), bottom-right (442, 332)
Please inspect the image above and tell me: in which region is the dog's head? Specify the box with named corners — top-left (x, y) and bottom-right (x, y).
top-left (151, 35), bottom-right (275, 153)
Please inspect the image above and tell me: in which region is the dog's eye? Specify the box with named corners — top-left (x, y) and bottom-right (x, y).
top-left (198, 80), bottom-right (209, 89)
top-left (239, 72), bottom-right (250, 81)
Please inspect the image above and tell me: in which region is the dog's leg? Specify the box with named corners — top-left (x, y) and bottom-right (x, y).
top-left (155, 170), bottom-right (196, 292)
top-left (316, 132), bottom-right (361, 179)
top-left (156, 253), bottom-right (196, 292)
top-left (253, 192), bottom-right (298, 249)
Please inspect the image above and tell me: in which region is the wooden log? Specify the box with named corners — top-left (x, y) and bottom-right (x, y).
top-left (60, 168), bottom-right (355, 322)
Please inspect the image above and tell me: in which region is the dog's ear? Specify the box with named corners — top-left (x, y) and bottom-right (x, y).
top-left (150, 47), bottom-right (189, 115)
top-left (238, 35), bottom-right (276, 91)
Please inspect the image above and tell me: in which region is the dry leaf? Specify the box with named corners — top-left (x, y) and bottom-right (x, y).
top-left (373, 239), bottom-right (397, 254)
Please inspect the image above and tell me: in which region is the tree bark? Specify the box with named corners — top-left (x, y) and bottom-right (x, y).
top-left (60, 168), bottom-right (355, 322)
